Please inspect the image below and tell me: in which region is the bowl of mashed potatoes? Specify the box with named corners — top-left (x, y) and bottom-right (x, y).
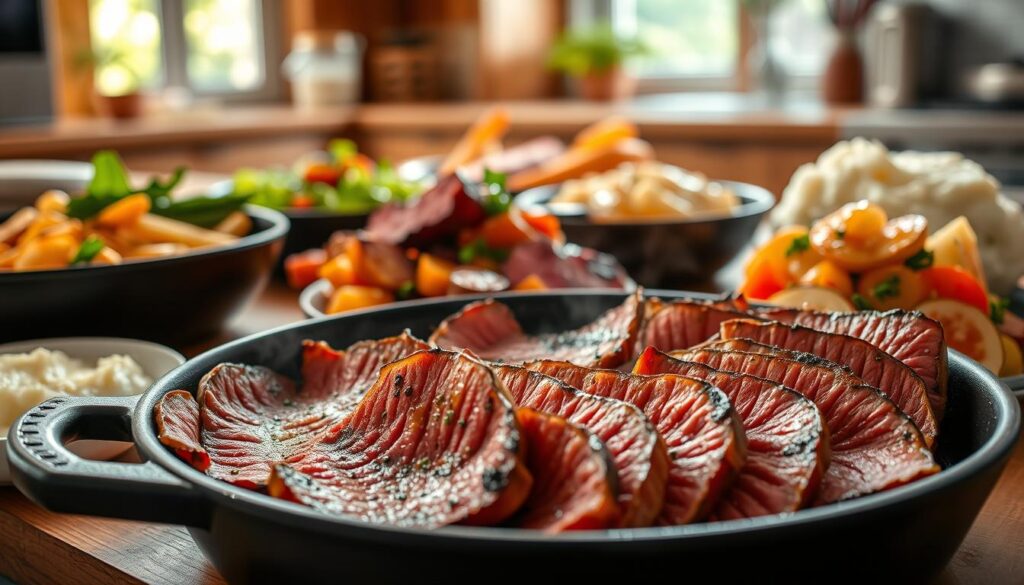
top-left (0, 337), bottom-right (185, 483)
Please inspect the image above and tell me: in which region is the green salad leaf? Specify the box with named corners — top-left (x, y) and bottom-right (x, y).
top-left (481, 168), bottom-right (511, 216)
top-left (152, 192), bottom-right (251, 228)
top-left (66, 151), bottom-right (133, 219)
top-left (71, 235), bottom-right (105, 265)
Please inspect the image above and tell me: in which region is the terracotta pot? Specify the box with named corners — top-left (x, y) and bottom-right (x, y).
top-left (578, 67), bottom-right (634, 101)
top-left (822, 30), bottom-right (863, 104)
top-left (93, 92), bottom-right (144, 119)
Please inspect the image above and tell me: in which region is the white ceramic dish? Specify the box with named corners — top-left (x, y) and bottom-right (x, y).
top-left (0, 337), bottom-right (185, 483)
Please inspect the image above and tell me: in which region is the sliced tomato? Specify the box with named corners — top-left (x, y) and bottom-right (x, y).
top-left (921, 265), bottom-right (989, 314)
top-left (740, 253), bottom-right (786, 300)
top-left (302, 163), bottom-right (342, 185)
top-left (291, 195), bottom-right (315, 208)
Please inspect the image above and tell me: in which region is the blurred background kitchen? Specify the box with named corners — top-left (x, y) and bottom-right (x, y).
top-left (0, 0), bottom-right (1022, 199)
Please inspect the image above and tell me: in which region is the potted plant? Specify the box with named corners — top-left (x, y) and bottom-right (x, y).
top-left (76, 46), bottom-right (144, 119)
top-left (547, 24), bottom-right (648, 101)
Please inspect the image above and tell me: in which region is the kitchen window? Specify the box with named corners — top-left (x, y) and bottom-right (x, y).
top-left (88, 0), bottom-right (282, 102)
top-left (570, 0), bottom-right (831, 93)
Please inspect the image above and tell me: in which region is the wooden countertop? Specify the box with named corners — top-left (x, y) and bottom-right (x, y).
top-left (0, 282), bottom-right (1021, 584)
top-left (0, 97), bottom-right (844, 159)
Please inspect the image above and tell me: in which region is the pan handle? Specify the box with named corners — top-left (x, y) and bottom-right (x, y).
top-left (7, 395), bottom-right (210, 528)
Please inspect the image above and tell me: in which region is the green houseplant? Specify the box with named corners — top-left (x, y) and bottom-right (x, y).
top-left (547, 24), bottom-right (648, 100)
top-left (76, 45), bottom-right (144, 119)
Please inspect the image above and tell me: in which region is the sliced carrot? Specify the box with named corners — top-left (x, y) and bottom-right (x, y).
top-left (571, 116), bottom-right (639, 151)
top-left (480, 212), bottom-right (530, 249)
top-left (740, 253), bottom-right (785, 300)
top-left (97, 193), bottom-right (151, 227)
top-left (519, 211), bottom-right (563, 242)
top-left (506, 138), bottom-right (654, 192)
top-left (285, 248), bottom-right (328, 289)
top-left (439, 107), bottom-right (511, 176)
top-left (319, 253), bottom-right (360, 287)
top-left (514, 274), bottom-right (548, 291)
top-left (416, 253), bottom-right (456, 297)
top-left (326, 285), bottom-right (394, 315)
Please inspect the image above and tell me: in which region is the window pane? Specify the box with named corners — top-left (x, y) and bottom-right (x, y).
top-left (183, 0), bottom-right (264, 92)
top-left (89, 0), bottom-right (164, 95)
top-left (614, 0), bottom-right (738, 78)
top-left (770, 0), bottom-right (830, 76)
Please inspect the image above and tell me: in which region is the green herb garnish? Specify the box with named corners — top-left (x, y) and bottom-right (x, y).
top-left (785, 234), bottom-right (810, 257)
top-left (396, 280), bottom-right (417, 300)
top-left (904, 249), bottom-right (934, 271)
top-left (481, 168), bottom-right (511, 216)
top-left (991, 296), bottom-right (1010, 325)
top-left (458, 238), bottom-right (510, 265)
top-left (66, 151), bottom-right (133, 219)
top-left (71, 235), bottom-right (105, 265)
top-left (852, 293), bottom-right (874, 310)
top-left (871, 275), bottom-right (901, 300)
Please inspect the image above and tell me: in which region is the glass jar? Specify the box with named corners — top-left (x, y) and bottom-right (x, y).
top-left (282, 31), bottom-right (364, 108)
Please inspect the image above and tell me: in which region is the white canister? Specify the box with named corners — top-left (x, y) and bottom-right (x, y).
top-left (283, 31), bottom-right (364, 108)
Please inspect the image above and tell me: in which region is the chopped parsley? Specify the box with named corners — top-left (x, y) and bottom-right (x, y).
top-left (70, 235), bottom-right (105, 265)
top-left (458, 238), bottom-right (509, 265)
top-left (480, 168), bottom-right (511, 216)
top-left (871, 275), bottom-right (901, 300)
top-left (785, 234), bottom-right (810, 257)
top-left (395, 280), bottom-right (417, 300)
top-left (904, 249), bottom-right (934, 270)
top-left (991, 296), bottom-right (1010, 325)
top-left (851, 293), bottom-right (874, 310)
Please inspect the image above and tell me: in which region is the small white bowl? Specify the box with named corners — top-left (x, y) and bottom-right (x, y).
top-left (0, 337), bottom-right (185, 484)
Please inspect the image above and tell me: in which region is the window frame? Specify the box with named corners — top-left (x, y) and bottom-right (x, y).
top-left (155, 0), bottom-right (284, 103)
top-left (568, 0), bottom-right (825, 95)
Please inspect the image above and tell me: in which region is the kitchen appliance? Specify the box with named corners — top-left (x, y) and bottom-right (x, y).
top-left (863, 3), bottom-right (943, 108)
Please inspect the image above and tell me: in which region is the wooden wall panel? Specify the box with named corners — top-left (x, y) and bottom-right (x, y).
top-left (478, 0), bottom-right (562, 100)
top-left (47, 0), bottom-right (95, 117)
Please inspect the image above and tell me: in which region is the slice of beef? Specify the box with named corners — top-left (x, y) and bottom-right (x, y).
top-left (268, 350), bottom-right (532, 528)
top-left (155, 389), bottom-right (210, 471)
top-left (579, 369), bottom-right (747, 525)
top-left (514, 407), bottom-right (619, 532)
top-left (719, 319), bottom-right (938, 448)
top-left (758, 308), bottom-right (948, 420)
top-left (672, 345), bottom-right (939, 504)
top-left (364, 174), bottom-right (485, 248)
top-left (633, 347), bottom-right (829, 519)
top-left (493, 364), bottom-right (668, 527)
top-left (527, 358), bottom-right (747, 524)
top-left (431, 291), bottom-right (643, 368)
top-left (502, 241), bottom-right (632, 290)
top-left (191, 332), bottom-right (429, 488)
top-left (640, 299), bottom-right (750, 352)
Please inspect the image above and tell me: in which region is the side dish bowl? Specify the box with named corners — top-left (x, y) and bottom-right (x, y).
top-left (516, 181), bottom-right (775, 289)
top-left (0, 205), bottom-right (288, 344)
top-left (7, 291), bottom-right (1019, 584)
top-left (0, 337), bottom-right (184, 484)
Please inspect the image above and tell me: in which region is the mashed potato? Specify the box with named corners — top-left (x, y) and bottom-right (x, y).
top-left (772, 138), bottom-right (1024, 294)
top-left (0, 348), bottom-right (152, 436)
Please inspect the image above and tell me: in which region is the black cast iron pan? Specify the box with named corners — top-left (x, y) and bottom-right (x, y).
top-left (7, 291), bottom-right (1021, 584)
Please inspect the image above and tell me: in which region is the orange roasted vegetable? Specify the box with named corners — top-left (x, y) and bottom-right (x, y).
top-left (439, 107), bottom-right (511, 176)
top-left (799, 260), bottom-right (854, 297)
top-left (416, 253), bottom-right (456, 297)
top-left (319, 253), bottom-right (361, 287)
top-left (514, 274), bottom-right (548, 291)
top-left (506, 138), bottom-right (654, 192)
top-left (286, 249), bottom-right (328, 289)
top-left (326, 285), bottom-right (394, 314)
top-left (857, 265), bottom-right (928, 311)
top-left (809, 201), bottom-right (927, 272)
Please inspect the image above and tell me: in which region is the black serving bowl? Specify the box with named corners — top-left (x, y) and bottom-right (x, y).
top-left (7, 290), bottom-right (1019, 584)
top-left (0, 205), bottom-right (288, 345)
top-left (516, 181), bottom-right (775, 289)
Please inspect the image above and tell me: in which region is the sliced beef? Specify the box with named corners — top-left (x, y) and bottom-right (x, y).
top-left (719, 319), bottom-right (938, 448)
top-left (514, 407), bottom-right (619, 532)
top-left (431, 291), bottom-right (643, 368)
top-left (633, 348), bottom-right (829, 520)
top-left (190, 333), bottom-right (429, 488)
top-left (268, 350), bottom-right (532, 528)
top-left (759, 308), bottom-right (948, 420)
top-left (672, 344), bottom-right (939, 504)
top-left (579, 369), bottom-right (747, 525)
top-left (155, 389), bottom-right (210, 471)
top-left (493, 364), bottom-right (668, 527)
top-left (524, 359), bottom-right (593, 389)
top-left (364, 174), bottom-right (485, 247)
top-left (640, 299), bottom-right (750, 352)
top-left (502, 241), bottom-right (633, 290)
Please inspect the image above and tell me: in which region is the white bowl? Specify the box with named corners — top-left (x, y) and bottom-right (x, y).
top-left (0, 337), bottom-right (185, 483)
